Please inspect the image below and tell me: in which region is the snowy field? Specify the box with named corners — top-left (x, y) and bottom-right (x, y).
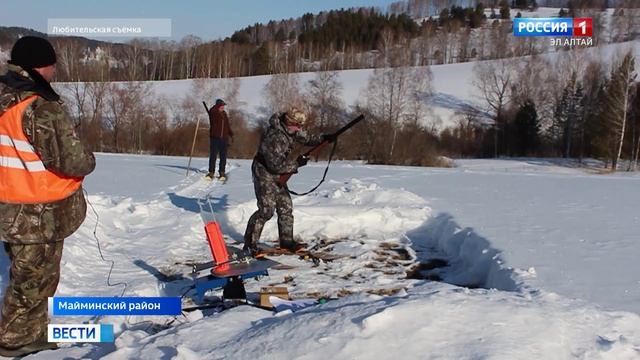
top-left (2, 153), bottom-right (638, 359)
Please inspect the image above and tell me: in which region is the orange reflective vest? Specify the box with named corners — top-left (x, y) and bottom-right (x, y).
top-left (0, 96), bottom-right (82, 204)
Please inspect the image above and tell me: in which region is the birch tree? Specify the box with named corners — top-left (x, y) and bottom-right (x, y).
top-left (305, 71), bottom-right (345, 130)
top-left (365, 64), bottom-right (433, 161)
top-left (603, 51), bottom-right (636, 170)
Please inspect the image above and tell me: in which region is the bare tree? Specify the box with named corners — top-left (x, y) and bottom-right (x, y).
top-left (94, 43), bottom-right (113, 82)
top-left (148, 95), bottom-right (172, 155)
top-left (104, 82), bottom-right (151, 152)
top-left (305, 71), bottom-right (345, 130)
top-left (377, 27), bottom-right (396, 67)
top-left (262, 73), bottom-right (302, 117)
top-left (216, 78), bottom-right (241, 105)
top-left (610, 5), bottom-right (640, 42)
top-left (434, 29), bottom-right (449, 65)
top-left (365, 64), bottom-right (433, 161)
top-left (180, 35), bottom-right (202, 79)
top-left (54, 38), bottom-right (84, 81)
top-left (489, 21), bottom-right (512, 60)
top-left (124, 39), bottom-right (146, 81)
top-left (86, 82), bottom-right (109, 151)
top-left (0, 45), bottom-right (8, 73)
top-left (472, 58), bottom-right (514, 157)
top-left (59, 82), bottom-right (88, 133)
top-left (512, 55), bottom-right (552, 108)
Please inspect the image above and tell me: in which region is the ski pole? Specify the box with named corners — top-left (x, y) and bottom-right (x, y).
top-left (186, 102), bottom-right (208, 176)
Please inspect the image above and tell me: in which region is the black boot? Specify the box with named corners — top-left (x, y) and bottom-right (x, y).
top-left (280, 240), bottom-right (305, 253)
top-left (243, 244), bottom-right (259, 258)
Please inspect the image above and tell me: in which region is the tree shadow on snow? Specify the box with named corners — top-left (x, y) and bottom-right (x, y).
top-left (156, 346), bottom-right (179, 360)
top-left (404, 213), bottom-right (518, 292)
top-left (133, 259), bottom-right (191, 283)
top-left (429, 93), bottom-right (490, 118)
top-left (132, 259), bottom-right (200, 303)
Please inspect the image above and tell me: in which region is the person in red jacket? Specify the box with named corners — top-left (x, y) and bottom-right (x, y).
top-left (206, 99), bottom-right (233, 180)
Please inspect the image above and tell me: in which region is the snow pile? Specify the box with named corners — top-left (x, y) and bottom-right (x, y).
top-left (88, 283), bottom-right (640, 360)
top-left (230, 178), bottom-right (430, 242)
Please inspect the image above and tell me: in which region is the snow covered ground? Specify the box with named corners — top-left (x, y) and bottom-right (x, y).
top-left (4, 153), bottom-right (638, 359)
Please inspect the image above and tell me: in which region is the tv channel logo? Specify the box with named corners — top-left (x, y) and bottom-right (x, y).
top-left (48, 324), bottom-right (114, 343)
top-left (513, 18), bottom-right (592, 37)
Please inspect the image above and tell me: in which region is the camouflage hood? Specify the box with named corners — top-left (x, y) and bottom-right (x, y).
top-left (254, 113), bottom-right (323, 176)
top-left (269, 112), bottom-right (288, 134)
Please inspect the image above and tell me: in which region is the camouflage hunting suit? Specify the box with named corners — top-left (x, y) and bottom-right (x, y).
top-left (244, 113), bottom-right (322, 250)
top-left (0, 64), bottom-right (95, 348)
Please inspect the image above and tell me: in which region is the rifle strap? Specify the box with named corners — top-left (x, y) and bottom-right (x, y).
top-left (287, 140), bottom-right (339, 196)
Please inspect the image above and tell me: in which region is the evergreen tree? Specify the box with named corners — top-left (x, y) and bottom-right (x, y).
top-left (439, 8), bottom-right (450, 27)
top-left (252, 43), bottom-right (271, 75)
top-left (552, 73), bottom-right (584, 158)
top-left (586, 84), bottom-right (612, 164)
top-left (274, 28), bottom-right (287, 42)
top-left (515, 0), bottom-right (529, 10)
top-left (565, 82), bottom-right (584, 158)
top-left (499, 0), bottom-right (511, 20)
top-left (470, 4), bottom-right (485, 28)
top-left (514, 99), bottom-right (540, 156)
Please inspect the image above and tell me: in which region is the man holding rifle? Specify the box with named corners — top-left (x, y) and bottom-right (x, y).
top-left (243, 107), bottom-right (336, 256)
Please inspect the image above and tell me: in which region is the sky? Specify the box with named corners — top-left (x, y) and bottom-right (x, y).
top-left (0, 0), bottom-right (395, 42)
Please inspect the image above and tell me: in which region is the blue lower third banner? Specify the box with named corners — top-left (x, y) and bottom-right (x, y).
top-left (49, 297), bottom-right (182, 316)
top-left (48, 324), bottom-right (114, 343)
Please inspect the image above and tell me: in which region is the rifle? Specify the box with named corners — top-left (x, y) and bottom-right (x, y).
top-left (277, 114), bottom-right (365, 188)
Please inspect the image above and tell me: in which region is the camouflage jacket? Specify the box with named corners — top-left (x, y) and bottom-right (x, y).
top-left (254, 113), bottom-right (322, 176)
top-left (0, 64), bottom-right (96, 244)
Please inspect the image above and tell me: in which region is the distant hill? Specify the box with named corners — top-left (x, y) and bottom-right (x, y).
top-left (1, 0), bottom-right (637, 82)
top-left (0, 26), bottom-right (120, 52)
top-left (0, 26), bottom-right (46, 48)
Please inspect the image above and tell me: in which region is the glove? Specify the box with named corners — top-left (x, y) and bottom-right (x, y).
top-left (296, 155), bottom-right (308, 167)
top-left (322, 133), bottom-right (337, 143)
